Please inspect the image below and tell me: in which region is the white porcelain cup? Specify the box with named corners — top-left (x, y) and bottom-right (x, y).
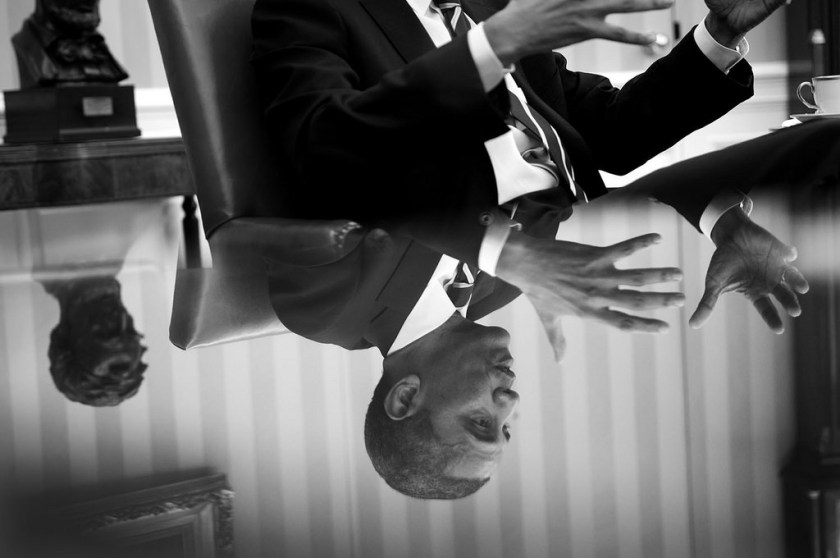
top-left (797, 75), bottom-right (840, 114)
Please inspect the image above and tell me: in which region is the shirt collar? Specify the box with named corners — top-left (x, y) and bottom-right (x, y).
top-left (406, 0), bottom-right (434, 16)
top-left (388, 255), bottom-right (463, 355)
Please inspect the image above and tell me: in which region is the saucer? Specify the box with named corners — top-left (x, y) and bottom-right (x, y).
top-left (790, 112), bottom-right (840, 122)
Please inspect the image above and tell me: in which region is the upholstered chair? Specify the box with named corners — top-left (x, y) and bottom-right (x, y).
top-left (148, 0), bottom-right (361, 348)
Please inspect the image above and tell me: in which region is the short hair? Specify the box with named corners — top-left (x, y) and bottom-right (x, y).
top-left (364, 374), bottom-right (490, 499)
top-left (48, 317), bottom-right (147, 407)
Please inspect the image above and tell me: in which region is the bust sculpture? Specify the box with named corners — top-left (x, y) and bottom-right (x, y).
top-left (11, 0), bottom-right (128, 88)
top-left (42, 275), bottom-right (147, 407)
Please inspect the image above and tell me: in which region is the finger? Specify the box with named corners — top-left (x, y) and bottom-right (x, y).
top-left (546, 319), bottom-right (567, 363)
top-left (535, 307), bottom-right (567, 363)
top-left (688, 282), bottom-right (724, 329)
top-left (784, 245), bottom-right (798, 263)
top-left (772, 283), bottom-right (801, 317)
top-left (594, 0), bottom-right (674, 15)
top-left (614, 267), bottom-right (684, 286)
top-left (608, 289), bottom-right (685, 311)
top-left (602, 233), bottom-right (662, 261)
top-left (783, 265), bottom-right (809, 294)
top-left (595, 309), bottom-right (670, 333)
top-left (752, 295), bottom-right (784, 334)
top-left (584, 21), bottom-right (664, 46)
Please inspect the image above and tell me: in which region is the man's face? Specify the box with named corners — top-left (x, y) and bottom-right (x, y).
top-left (419, 323), bottom-right (520, 480)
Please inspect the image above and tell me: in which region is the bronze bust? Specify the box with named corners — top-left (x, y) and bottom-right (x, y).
top-left (42, 275), bottom-right (147, 407)
top-left (11, 0), bottom-right (128, 88)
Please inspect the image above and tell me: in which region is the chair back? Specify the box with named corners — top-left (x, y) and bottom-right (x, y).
top-left (148, 0), bottom-right (362, 348)
top-left (148, 0), bottom-right (286, 237)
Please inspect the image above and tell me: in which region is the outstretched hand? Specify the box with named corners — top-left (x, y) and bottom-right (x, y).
top-left (496, 230), bottom-right (685, 362)
top-left (689, 208), bottom-right (808, 333)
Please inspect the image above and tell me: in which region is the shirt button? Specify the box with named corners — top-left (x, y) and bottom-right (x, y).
top-left (479, 212), bottom-right (494, 226)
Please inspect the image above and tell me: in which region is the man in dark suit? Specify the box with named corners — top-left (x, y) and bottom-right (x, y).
top-left (251, 0), bottom-right (833, 498)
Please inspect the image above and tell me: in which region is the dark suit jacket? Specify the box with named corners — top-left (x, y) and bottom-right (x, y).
top-left (265, 229), bottom-right (520, 355)
top-left (251, 0), bottom-right (754, 268)
top-left (250, 0), bottom-right (761, 353)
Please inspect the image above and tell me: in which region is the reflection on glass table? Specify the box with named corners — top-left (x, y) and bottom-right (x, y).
top-left (40, 273), bottom-right (147, 407)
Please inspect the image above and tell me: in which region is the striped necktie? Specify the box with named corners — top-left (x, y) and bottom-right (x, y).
top-left (445, 261), bottom-right (478, 312)
top-left (430, 0), bottom-right (583, 207)
top-left (431, 0), bottom-right (470, 37)
top-left (506, 90), bottom-right (583, 202)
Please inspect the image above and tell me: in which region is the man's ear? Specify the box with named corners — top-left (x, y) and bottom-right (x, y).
top-left (383, 375), bottom-right (421, 420)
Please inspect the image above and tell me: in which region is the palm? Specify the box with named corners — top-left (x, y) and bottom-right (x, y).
top-left (703, 236), bottom-right (778, 301)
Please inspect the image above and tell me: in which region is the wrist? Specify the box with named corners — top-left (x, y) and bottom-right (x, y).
top-left (483, 12), bottom-right (524, 66)
top-left (497, 230), bottom-right (526, 276)
top-left (704, 12), bottom-right (745, 49)
top-left (710, 206), bottom-right (749, 246)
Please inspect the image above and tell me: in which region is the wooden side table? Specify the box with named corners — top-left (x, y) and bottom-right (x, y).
top-left (0, 137), bottom-right (200, 267)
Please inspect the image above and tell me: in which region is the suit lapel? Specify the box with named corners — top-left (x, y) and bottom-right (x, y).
top-left (462, 0), bottom-right (500, 23)
top-left (363, 238), bottom-right (442, 354)
top-left (359, 0), bottom-right (437, 63)
top-left (375, 239), bottom-right (441, 312)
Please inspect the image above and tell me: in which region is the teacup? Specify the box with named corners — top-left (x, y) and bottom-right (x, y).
top-left (797, 75), bottom-right (840, 114)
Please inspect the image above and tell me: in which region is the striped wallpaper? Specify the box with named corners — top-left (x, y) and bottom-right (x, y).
top-left (0, 194), bottom-right (801, 558)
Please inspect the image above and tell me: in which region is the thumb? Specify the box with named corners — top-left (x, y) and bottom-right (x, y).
top-left (689, 282), bottom-right (723, 329)
top-left (536, 307), bottom-right (567, 363)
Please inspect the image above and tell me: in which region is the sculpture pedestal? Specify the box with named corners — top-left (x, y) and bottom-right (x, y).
top-left (3, 84), bottom-right (140, 144)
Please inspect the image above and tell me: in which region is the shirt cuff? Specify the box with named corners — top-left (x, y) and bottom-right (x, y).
top-left (693, 19), bottom-right (749, 74)
top-left (468, 22), bottom-right (512, 92)
top-left (699, 190), bottom-right (754, 240)
top-left (477, 208), bottom-right (513, 275)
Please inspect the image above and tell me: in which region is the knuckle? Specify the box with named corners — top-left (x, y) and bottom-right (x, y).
top-left (618, 318), bottom-right (635, 331)
top-left (629, 271), bottom-right (645, 285)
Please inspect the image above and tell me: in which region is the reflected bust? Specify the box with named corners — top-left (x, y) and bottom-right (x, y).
top-left (11, 0), bottom-right (128, 88)
top-left (41, 275), bottom-right (147, 407)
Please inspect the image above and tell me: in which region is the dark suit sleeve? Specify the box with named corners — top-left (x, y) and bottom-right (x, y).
top-left (251, 0), bottom-right (508, 189)
top-left (551, 28), bottom-right (754, 175)
top-left (610, 119), bottom-right (840, 231)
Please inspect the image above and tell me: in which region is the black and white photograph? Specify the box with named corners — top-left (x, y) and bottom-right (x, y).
top-left (1, 0), bottom-right (839, 557)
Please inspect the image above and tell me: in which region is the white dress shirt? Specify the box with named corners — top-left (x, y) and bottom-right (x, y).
top-left (388, 253), bottom-right (463, 354)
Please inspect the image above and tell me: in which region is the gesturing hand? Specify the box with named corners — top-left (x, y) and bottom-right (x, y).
top-left (689, 208), bottom-right (809, 333)
top-left (496, 230), bottom-right (685, 362)
top-left (485, 0), bottom-right (674, 66)
top-left (704, 0), bottom-right (791, 47)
